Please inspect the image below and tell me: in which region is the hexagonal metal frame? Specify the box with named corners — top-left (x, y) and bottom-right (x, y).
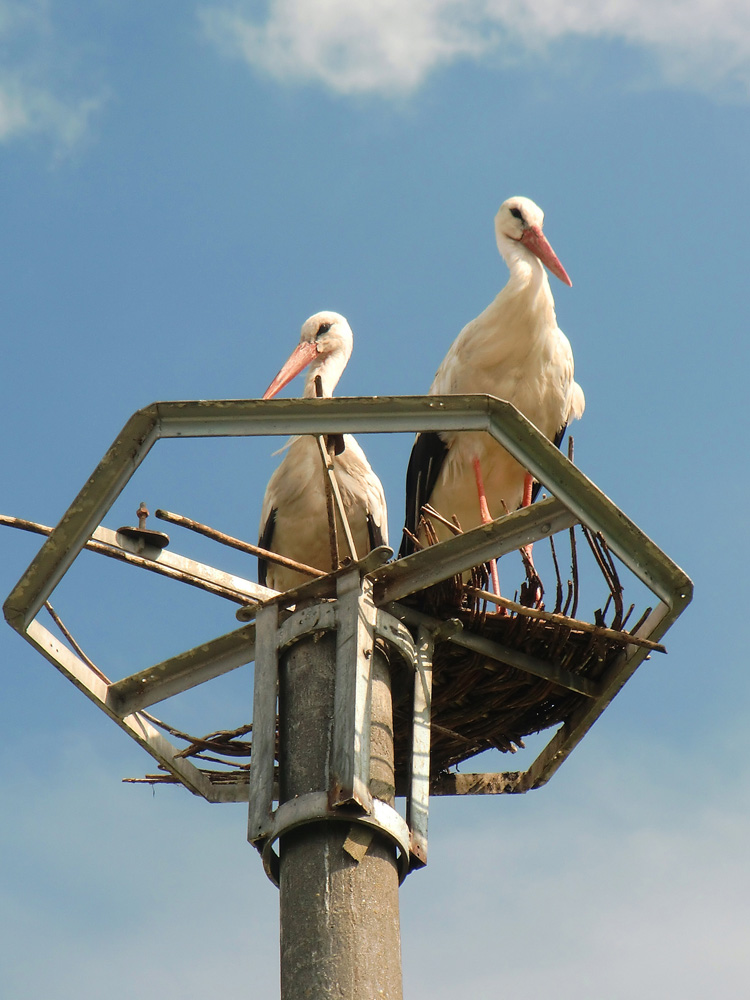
top-left (4, 395), bottom-right (693, 803)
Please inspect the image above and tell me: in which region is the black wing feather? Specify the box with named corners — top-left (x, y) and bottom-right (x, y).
top-left (398, 432), bottom-right (449, 557)
top-left (402, 423), bottom-right (569, 553)
top-left (257, 507), bottom-right (277, 587)
top-left (367, 513), bottom-right (387, 552)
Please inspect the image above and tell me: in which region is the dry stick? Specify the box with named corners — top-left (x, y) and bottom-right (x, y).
top-left (176, 752), bottom-right (248, 767)
top-left (312, 370), bottom-right (359, 562)
top-left (430, 722), bottom-right (487, 748)
top-left (46, 597), bottom-right (254, 766)
top-left (155, 508), bottom-right (325, 580)
top-left (43, 600), bottom-right (185, 735)
top-left (322, 448), bottom-right (341, 571)
top-left (628, 606), bottom-right (653, 635)
top-left (620, 603), bottom-right (636, 630)
top-left (563, 579), bottom-right (574, 618)
top-left (598, 533), bottom-right (626, 628)
top-left (549, 533), bottom-right (564, 614)
top-left (581, 524), bottom-right (623, 628)
top-left (124, 768), bottom-right (249, 785)
top-left (10, 530), bottom-right (292, 764)
top-left (566, 437), bottom-right (580, 620)
top-left (583, 528), bottom-right (617, 609)
top-left (463, 586), bottom-right (666, 653)
top-left (596, 533), bottom-right (624, 627)
top-left (401, 527), bottom-right (423, 551)
top-left (315, 433), bottom-right (358, 561)
top-left (314, 374), bottom-right (341, 571)
top-left (421, 503), bottom-right (464, 537)
top-left (422, 516), bottom-right (442, 549)
top-left (44, 601), bottom-right (111, 684)
top-left (1, 514), bottom-right (254, 604)
top-left (422, 503), bottom-right (505, 607)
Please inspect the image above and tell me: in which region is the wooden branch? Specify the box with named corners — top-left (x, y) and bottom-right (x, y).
top-left (463, 587), bottom-right (666, 653)
top-left (155, 508), bottom-right (325, 579)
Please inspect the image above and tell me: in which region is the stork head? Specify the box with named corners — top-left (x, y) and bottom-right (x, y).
top-left (263, 311), bottom-right (353, 399)
top-left (494, 196), bottom-right (572, 287)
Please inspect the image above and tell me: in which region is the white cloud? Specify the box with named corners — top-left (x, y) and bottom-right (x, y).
top-left (0, 1), bottom-right (104, 151)
top-left (200, 1), bottom-right (490, 95)
top-left (401, 744), bottom-right (750, 999)
top-left (0, 72), bottom-right (102, 149)
top-left (199, 0), bottom-right (750, 98)
top-left (3, 730), bottom-right (748, 998)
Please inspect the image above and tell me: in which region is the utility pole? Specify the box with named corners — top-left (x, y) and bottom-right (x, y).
top-left (278, 630), bottom-right (402, 998)
top-left (247, 568), bottom-right (415, 999)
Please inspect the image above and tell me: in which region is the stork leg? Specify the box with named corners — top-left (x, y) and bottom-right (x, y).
top-left (522, 472), bottom-right (534, 509)
top-left (472, 457), bottom-right (501, 597)
top-left (521, 472), bottom-right (535, 562)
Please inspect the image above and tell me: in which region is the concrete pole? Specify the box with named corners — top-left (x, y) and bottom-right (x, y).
top-left (278, 630), bottom-right (403, 999)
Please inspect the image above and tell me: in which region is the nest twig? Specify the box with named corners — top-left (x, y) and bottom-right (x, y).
top-left (391, 517), bottom-right (660, 780)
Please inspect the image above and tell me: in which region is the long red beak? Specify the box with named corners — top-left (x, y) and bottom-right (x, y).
top-left (263, 341), bottom-right (318, 399)
top-left (520, 226), bottom-right (572, 287)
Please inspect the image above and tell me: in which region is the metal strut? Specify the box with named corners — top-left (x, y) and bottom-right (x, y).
top-left (246, 566), bottom-right (430, 885)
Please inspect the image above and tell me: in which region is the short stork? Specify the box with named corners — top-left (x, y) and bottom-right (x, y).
top-left (259, 311), bottom-right (388, 592)
top-left (399, 196), bottom-right (584, 588)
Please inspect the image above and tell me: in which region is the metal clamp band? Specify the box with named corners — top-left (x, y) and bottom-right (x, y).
top-left (276, 602), bottom-right (417, 674)
top-left (259, 791), bottom-right (412, 886)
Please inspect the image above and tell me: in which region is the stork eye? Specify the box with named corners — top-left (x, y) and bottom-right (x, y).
top-left (509, 207), bottom-right (524, 222)
top-left (316, 322), bottom-right (332, 338)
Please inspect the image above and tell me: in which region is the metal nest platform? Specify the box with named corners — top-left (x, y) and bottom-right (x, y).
top-left (392, 531), bottom-right (661, 788)
top-left (4, 396), bottom-right (693, 814)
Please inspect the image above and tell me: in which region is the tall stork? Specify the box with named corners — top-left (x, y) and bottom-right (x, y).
top-left (259, 311), bottom-right (388, 593)
top-left (400, 196), bottom-right (584, 591)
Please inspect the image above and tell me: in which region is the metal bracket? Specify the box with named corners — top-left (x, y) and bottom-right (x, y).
top-left (406, 626), bottom-right (434, 868)
top-left (259, 792), bottom-right (411, 887)
top-left (331, 569), bottom-right (377, 811)
top-left (246, 588), bottom-right (427, 884)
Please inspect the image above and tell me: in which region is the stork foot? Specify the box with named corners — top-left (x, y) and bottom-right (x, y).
top-left (520, 544), bottom-right (544, 608)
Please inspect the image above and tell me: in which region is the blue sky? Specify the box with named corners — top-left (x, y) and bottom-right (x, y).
top-left (2, 2), bottom-right (749, 996)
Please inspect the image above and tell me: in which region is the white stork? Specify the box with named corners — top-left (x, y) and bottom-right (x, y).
top-left (400, 196), bottom-right (584, 589)
top-left (258, 311), bottom-right (388, 592)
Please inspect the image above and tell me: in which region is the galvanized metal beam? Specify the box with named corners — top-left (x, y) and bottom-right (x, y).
top-left (24, 617), bottom-right (216, 800)
top-left (107, 622), bottom-right (257, 716)
top-left (431, 772), bottom-right (523, 795)
top-left (4, 394), bottom-right (692, 640)
top-left (5, 408), bottom-right (160, 630)
top-left (369, 496), bottom-right (576, 605)
top-left (248, 604), bottom-right (280, 844)
top-left (330, 570), bottom-right (377, 812)
top-left (406, 627), bottom-right (433, 867)
top-left (517, 602), bottom-right (673, 792)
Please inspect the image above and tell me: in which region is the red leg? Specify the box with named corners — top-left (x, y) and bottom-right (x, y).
top-left (522, 472), bottom-right (535, 563)
top-left (522, 472), bottom-right (534, 508)
top-left (472, 456), bottom-right (501, 596)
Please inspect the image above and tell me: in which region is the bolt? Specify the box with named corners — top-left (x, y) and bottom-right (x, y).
top-left (137, 502), bottom-right (149, 529)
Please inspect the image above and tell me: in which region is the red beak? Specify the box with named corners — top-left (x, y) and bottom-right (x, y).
top-left (520, 226), bottom-right (572, 287)
top-left (262, 341), bottom-right (319, 399)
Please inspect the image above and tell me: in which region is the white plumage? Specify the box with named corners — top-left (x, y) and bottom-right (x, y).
top-left (401, 196), bottom-right (584, 554)
top-left (259, 311), bottom-right (388, 593)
